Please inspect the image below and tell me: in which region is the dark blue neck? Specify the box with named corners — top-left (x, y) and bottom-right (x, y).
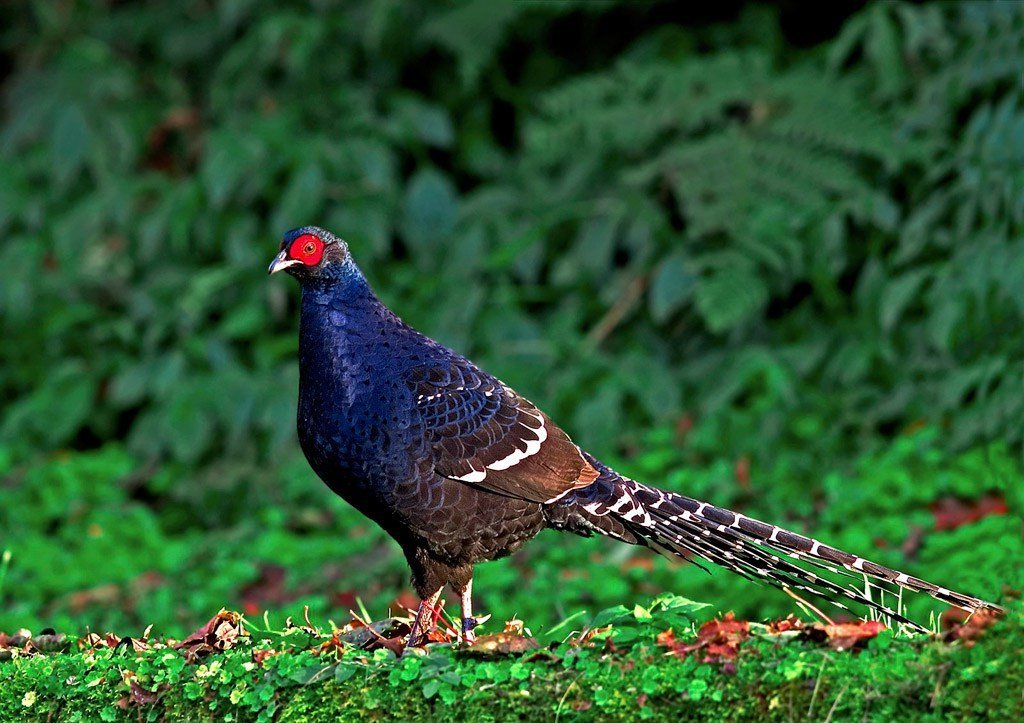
top-left (296, 261), bottom-right (380, 407)
top-left (298, 257), bottom-right (405, 352)
top-left (298, 260), bottom-right (392, 346)
top-left (296, 259), bottom-right (421, 429)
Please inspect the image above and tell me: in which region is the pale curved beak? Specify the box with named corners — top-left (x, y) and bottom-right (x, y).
top-left (268, 250), bottom-right (301, 275)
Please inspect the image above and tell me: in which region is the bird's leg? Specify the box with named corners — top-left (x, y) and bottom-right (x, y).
top-left (406, 588), bottom-right (443, 649)
top-left (460, 578), bottom-right (488, 644)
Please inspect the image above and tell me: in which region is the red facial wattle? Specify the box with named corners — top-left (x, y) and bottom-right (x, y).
top-left (288, 234), bottom-right (324, 266)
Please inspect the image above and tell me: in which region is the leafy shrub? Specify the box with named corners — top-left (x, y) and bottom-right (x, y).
top-left (0, 0), bottom-right (1021, 643)
top-left (3, 2), bottom-right (1024, 492)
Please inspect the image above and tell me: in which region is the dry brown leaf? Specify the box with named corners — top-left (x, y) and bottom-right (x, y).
top-left (463, 632), bottom-right (540, 656)
top-left (339, 617), bottom-right (411, 653)
top-left (174, 610), bottom-right (246, 662)
top-left (819, 620), bottom-right (886, 651)
top-left (116, 680), bottom-right (163, 710)
top-left (942, 608), bottom-right (1001, 647)
top-left (766, 615), bottom-right (805, 634)
top-left (657, 612), bottom-right (750, 666)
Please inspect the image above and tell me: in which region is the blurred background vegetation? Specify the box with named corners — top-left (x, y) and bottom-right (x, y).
top-left (0, 1), bottom-right (1021, 638)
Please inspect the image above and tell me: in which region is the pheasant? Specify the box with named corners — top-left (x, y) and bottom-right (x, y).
top-left (269, 226), bottom-right (1001, 645)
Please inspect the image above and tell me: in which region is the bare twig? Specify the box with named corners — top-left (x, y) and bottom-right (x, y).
top-left (930, 663), bottom-right (951, 709)
top-left (585, 275), bottom-right (648, 347)
top-left (806, 656), bottom-right (829, 719)
top-left (822, 684), bottom-right (848, 723)
top-left (784, 587), bottom-right (836, 626)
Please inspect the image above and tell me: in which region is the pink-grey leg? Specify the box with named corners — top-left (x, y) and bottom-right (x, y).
top-left (406, 588), bottom-right (443, 648)
top-left (461, 578), bottom-right (487, 643)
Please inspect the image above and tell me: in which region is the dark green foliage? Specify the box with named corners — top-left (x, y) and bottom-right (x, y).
top-left (3, 1), bottom-right (1024, 492)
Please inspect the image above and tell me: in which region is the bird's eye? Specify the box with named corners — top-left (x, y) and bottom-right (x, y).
top-left (288, 233), bottom-right (324, 266)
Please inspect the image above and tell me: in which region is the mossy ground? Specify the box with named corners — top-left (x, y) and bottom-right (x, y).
top-left (2, 601), bottom-right (1020, 722)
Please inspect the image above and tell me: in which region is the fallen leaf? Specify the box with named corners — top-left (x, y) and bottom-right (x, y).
top-left (766, 616), bottom-right (804, 634)
top-left (570, 624), bottom-right (612, 648)
top-left (657, 612), bottom-right (750, 665)
top-left (174, 610), bottom-right (246, 662)
top-left (942, 608), bottom-right (1001, 647)
top-left (462, 633), bottom-right (540, 656)
top-left (128, 679), bottom-right (160, 705)
top-left (115, 636), bottom-right (152, 653)
top-left (253, 647), bottom-right (281, 665)
top-left (31, 633), bottom-right (70, 654)
top-left (339, 618), bottom-right (410, 653)
top-left (655, 629), bottom-right (677, 647)
top-left (806, 618), bottom-right (888, 651)
top-left (502, 619), bottom-right (528, 636)
top-left (931, 494), bottom-right (1007, 531)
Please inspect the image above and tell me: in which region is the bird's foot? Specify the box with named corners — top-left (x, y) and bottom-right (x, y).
top-left (461, 613), bottom-right (491, 644)
top-left (404, 624), bottom-right (437, 652)
top-left (404, 591), bottom-right (444, 652)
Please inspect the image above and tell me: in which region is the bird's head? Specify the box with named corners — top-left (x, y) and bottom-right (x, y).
top-left (268, 226), bottom-right (351, 283)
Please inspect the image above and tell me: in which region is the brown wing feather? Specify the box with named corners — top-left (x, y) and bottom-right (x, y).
top-left (411, 362), bottom-right (597, 503)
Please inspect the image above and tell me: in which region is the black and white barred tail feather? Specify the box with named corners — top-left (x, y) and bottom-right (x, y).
top-left (570, 462), bottom-right (1002, 630)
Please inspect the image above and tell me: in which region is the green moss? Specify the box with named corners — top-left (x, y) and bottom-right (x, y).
top-left (3, 606), bottom-right (1020, 723)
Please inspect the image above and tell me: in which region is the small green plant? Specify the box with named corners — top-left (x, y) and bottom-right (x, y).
top-left (1, 599), bottom-right (1020, 722)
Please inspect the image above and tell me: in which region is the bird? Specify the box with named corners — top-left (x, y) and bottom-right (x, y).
top-left (269, 225), bottom-right (1002, 645)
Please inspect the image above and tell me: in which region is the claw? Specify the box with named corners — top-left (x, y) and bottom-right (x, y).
top-left (461, 613), bottom-right (491, 644)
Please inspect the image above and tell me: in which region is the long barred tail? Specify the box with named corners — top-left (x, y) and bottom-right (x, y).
top-left (564, 458), bottom-right (1002, 630)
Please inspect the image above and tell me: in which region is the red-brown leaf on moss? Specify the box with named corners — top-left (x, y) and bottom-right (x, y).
top-left (252, 647), bottom-right (281, 665)
top-left (174, 610), bottom-right (246, 662)
top-left (116, 680), bottom-right (163, 709)
top-left (569, 624), bottom-right (612, 648)
top-left (337, 616), bottom-right (410, 654)
top-left (657, 611), bottom-right (749, 665)
top-left (79, 631), bottom-right (149, 652)
top-left (942, 608), bottom-right (1001, 647)
top-left (819, 620), bottom-right (886, 651)
top-left (1, 630), bottom-right (71, 657)
top-left (655, 628), bottom-right (677, 647)
top-left (463, 632), bottom-right (540, 656)
top-left (766, 615), bottom-right (805, 634)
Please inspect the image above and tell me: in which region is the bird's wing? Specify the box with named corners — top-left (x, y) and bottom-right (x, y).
top-left (408, 361), bottom-right (598, 503)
